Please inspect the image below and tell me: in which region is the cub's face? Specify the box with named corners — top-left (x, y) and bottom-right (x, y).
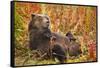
top-left (31, 14), bottom-right (50, 29)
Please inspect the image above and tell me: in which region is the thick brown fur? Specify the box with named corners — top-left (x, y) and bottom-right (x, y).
top-left (28, 14), bottom-right (52, 58)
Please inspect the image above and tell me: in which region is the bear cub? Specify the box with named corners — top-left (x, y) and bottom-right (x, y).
top-left (50, 36), bottom-right (67, 63)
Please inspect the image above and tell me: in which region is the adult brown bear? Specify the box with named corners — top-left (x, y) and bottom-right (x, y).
top-left (28, 14), bottom-right (52, 59)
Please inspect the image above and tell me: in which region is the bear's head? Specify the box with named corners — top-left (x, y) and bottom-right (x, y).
top-left (29, 14), bottom-right (50, 31)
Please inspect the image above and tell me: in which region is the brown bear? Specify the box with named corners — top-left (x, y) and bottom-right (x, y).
top-left (50, 36), bottom-right (67, 63)
top-left (28, 14), bottom-right (52, 59)
top-left (66, 31), bottom-right (82, 57)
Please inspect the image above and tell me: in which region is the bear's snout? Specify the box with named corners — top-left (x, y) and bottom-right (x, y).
top-left (46, 20), bottom-right (50, 23)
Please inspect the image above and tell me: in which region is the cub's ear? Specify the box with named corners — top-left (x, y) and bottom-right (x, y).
top-left (31, 13), bottom-right (36, 19)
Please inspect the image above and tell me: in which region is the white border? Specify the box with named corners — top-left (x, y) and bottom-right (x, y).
top-left (0, 0), bottom-right (99, 68)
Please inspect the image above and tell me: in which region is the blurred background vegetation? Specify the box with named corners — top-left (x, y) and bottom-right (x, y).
top-left (14, 2), bottom-right (97, 66)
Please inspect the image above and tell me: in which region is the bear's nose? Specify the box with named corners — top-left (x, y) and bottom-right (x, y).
top-left (46, 21), bottom-right (49, 23)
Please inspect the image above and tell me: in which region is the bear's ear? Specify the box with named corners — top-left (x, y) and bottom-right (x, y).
top-left (31, 13), bottom-right (36, 19)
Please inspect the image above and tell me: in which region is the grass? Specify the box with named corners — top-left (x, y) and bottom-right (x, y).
top-left (15, 54), bottom-right (95, 66)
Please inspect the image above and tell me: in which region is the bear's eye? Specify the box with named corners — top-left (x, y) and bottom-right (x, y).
top-left (45, 16), bottom-right (49, 20)
top-left (39, 16), bottom-right (43, 20)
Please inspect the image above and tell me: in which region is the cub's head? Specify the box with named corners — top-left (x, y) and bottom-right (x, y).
top-left (29, 14), bottom-right (50, 31)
